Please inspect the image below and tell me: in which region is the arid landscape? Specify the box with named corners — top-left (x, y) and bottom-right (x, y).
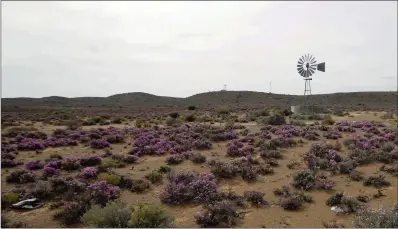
top-left (1, 91), bottom-right (397, 228)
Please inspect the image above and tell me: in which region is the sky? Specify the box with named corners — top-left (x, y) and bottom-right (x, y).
top-left (2, 1), bottom-right (397, 98)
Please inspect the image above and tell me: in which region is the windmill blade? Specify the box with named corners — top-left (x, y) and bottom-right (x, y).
top-left (310, 58), bottom-right (317, 64)
top-left (309, 55), bottom-right (315, 63)
top-left (304, 70), bottom-right (308, 78)
top-left (298, 68), bottom-right (305, 76)
top-left (299, 57), bottom-right (304, 64)
top-left (309, 68), bottom-right (315, 75)
top-left (305, 54), bottom-right (309, 62)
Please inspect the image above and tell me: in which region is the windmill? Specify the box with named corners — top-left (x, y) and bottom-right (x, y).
top-left (297, 54), bottom-right (325, 113)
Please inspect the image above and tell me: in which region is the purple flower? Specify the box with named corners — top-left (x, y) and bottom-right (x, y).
top-left (43, 166), bottom-right (59, 176)
top-left (25, 160), bottom-right (44, 170)
top-left (77, 167), bottom-right (98, 179)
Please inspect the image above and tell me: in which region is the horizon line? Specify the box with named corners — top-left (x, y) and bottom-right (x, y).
top-left (2, 89), bottom-right (396, 100)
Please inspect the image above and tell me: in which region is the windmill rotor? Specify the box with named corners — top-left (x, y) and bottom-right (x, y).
top-left (297, 54), bottom-right (325, 78)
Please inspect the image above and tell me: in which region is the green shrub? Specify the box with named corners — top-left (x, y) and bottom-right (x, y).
top-left (100, 159), bottom-right (126, 169)
top-left (135, 118), bottom-right (144, 128)
top-left (131, 179), bottom-right (151, 193)
top-left (165, 117), bottom-right (178, 126)
top-left (129, 203), bottom-right (175, 228)
top-left (157, 166), bottom-right (172, 174)
top-left (83, 201), bottom-right (132, 228)
top-left (321, 116), bottom-right (335, 125)
top-left (185, 115), bottom-right (196, 122)
top-left (111, 117), bottom-right (124, 124)
top-left (144, 171), bottom-right (163, 184)
top-left (187, 106), bottom-right (197, 111)
top-left (98, 173), bottom-right (121, 186)
top-left (264, 114), bottom-right (286, 125)
top-left (1, 192), bottom-right (19, 209)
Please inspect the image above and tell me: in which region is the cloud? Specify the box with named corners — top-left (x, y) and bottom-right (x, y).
top-left (1, 1), bottom-right (397, 98)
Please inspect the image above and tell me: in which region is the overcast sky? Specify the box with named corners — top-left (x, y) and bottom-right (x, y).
top-left (2, 1), bottom-right (397, 98)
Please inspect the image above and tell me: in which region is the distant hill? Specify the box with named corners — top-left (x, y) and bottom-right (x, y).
top-left (2, 91), bottom-right (397, 111)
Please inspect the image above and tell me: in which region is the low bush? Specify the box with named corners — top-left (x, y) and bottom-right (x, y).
top-left (144, 171), bottom-right (163, 184)
top-left (349, 170), bottom-right (364, 181)
top-left (190, 153), bottom-right (207, 164)
top-left (210, 162), bottom-right (238, 179)
top-left (279, 196), bottom-right (303, 210)
top-left (326, 192), bottom-right (344, 206)
top-left (340, 196), bottom-right (363, 213)
top-left (160, 171), bottom-right (218, 205)
top-left (243, 190), bottom-right (268, 206)
top-left (363, 174), bottom-right (391, 188)
top-left (31, 180), bottom-right (53, 199)
top-left (157, 166), bottom-right (172, 174)
top-left (62, 158), bottom-right (81, 171)
top-left (130, 179), bottom-right (151, 193)
top-left (194, 200), bottom-right (241, 228)
top-left (187, 105), bottom-right (197, 111)
top-left (88, 181), bottom-right (120, 206)
top-left (98, 172), bottom-right (121, 186)
top-left (54, 201), bottom-right (87, 225)
top-left (129, 203), bottom-right (175, 228)
top-left (165, 154), bottom-right (185, 165)
top-left (353, 205), bottom-right (398, 228)
top-left (83, 201), bottom-right (131, 228)
top-left (321, 116), bottom-right (335, 125)
top-left (185, 114), bottom-right (196, 122)
top-left (1, 192), bottom-right (19, 209)
top-left (6, 170), bottom-right (36, 184)
top-left (165, 117), bottom-right (178, 126)
top-left (291, 169), bottom-right (316, 190)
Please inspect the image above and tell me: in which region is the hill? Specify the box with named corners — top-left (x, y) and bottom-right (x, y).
top-left (2, 91), bottom-right (397, 112)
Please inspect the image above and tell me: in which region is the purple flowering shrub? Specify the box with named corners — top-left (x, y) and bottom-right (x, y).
top-left (243, 190), bottom-right (268, 206)
top-left (88, 180), bottom-right (120, 206)
top-left (6, 169), bottom-right (36, 184)
top-left (44, 137), bottom-right (78, 147)
top-left (53, 201), bottom-right (87, 225)
top-left (304, 143), bottom-right (343, 171)
top-left (226, 140), bottom-right (254, 157)
top-left (160, 171), bottom-right (218, 205)
top-left (43, 163), bottom-right (60, 176)
top-left (77, 167), bottom-right (99, 179)
top-left (192, 138), bottom-right (212, 150)
top-left (324, 130), bottom-right (342, 139)
top-left (1, 158), bottom-right (23, 168)
top-left (17, 138), bottom-right (46, 151)
top-left (90, 139), bottom-right (111, 149)
top-left (194, 200), bottom-right (241, 228)
top-left (210, 161), bottom-right (238, 179)
top-left (25, 160), bottom-right (44, 170)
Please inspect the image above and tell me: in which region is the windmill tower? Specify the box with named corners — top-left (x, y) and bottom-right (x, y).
top-left (296, 54), bottom-right (326, 114)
